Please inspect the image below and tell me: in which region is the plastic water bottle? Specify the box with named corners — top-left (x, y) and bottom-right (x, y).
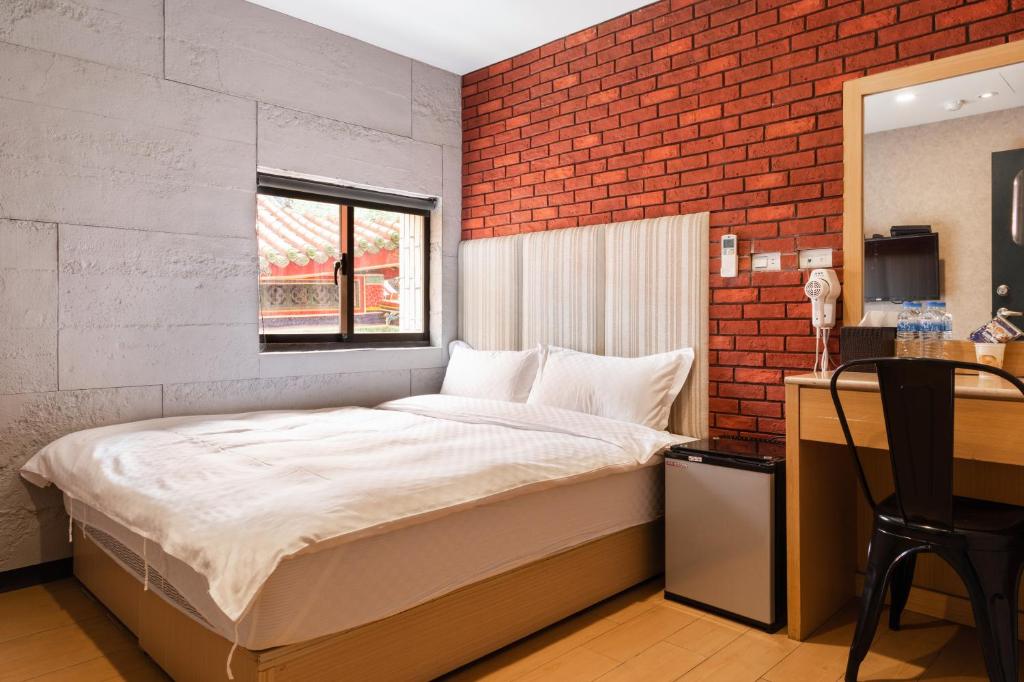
top-left (940, 302), bottom-right (954, 359)
top-left (926, 301), bottom-right (953, 359)
top-left (921, 301), bottom-right (944, 359)
top-left (896, 301), bottom-right (922, 357)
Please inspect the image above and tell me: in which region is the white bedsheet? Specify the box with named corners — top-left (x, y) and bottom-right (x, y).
top-left (69, 464), bottom-right (667, 649)
top-left (21, 394), bottom-right (681, 624)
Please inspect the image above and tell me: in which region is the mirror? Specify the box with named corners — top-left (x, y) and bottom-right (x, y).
top-left (843, 43), bottom-right (1024, 368)
top-left (860, 61), bottom-right (1024, 338)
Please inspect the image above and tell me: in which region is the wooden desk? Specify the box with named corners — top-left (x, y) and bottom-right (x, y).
top-left (785, 371), bottom-right (1024, 641)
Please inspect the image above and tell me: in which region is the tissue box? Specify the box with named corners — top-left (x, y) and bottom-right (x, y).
top-left (840, 326), bottom-right (896, 367)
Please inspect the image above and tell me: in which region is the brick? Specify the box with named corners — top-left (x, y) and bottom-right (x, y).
top-left (765, 352), bottom-right (818, 369)
top-left (765, 116), bottom-right (816, 139)
top-left (935, 0), bottom-right (1005, 29)
top-left (771, 47), bottom-right (818, 73)
top-left (791, 25), bottom-right (837, 50)
top-left (759, 285), bottom-right (807, 302)
top-left (654, 37), bottom-right (695, 60)
top-left (845, 44), bottom-right (897, 71)
top-left (460, 0), bottom-right (1021, 438)
top-left (771, 184), bottom-right (822, 203)
top-left (898, 27), bottom-right (967, 59)
top-left (710, 397), bottom-right (739, 413)
top-left (736, 335), bottom-right (785, 351)
top-left (714, 287), bottom-right (759, 303)
top-left (718, 351), bottom-right (765, 367)
top-left (719, 320), bottom-right (759, 335)
top-left (838, 8), bottom-right (897, 37)
top-left (734, 368), bottom-right (783, 384)
top-left (740, 38), bottom-right (792, 66)
top-left (743, 303), bottom-right (787, 318)
top-left (760, 319), bottom-right (810, 335)
top-left (970, 12), bottom-right (1024, 40)
top-left (878, 17), bottom-right (932, 45)
top-left (757, 418), bottom-right (786, 434)
top-left (741, 400), bottom-right (782, 417)
top-left (719, 383), bottom-right (765, 399)
top-left (700, 53), bottom-right (741, 76)
top-left (780, 0), bottom-right (826, 21)
top-left (806, 1), bottom-right (862, 30)
top-left (819, 33), bottom-right (877, 61)
top-left (898, 0), bottom-right (959, 20)
top-left (716, 414), bottom-right (759, 431)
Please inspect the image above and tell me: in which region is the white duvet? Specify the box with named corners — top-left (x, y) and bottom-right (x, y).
top-left (21, 394), bottom-right (681, 624)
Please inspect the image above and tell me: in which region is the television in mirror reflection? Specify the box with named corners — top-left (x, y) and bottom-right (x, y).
top-left (862, 61), bottom-right (1024, 338)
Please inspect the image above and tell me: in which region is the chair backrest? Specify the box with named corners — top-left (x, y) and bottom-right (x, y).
top-left (830, 357), bottom-right (1024, 531)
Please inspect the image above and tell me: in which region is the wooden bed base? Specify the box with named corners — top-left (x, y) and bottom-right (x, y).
top-left (73, 521), bottom-right (663, 681)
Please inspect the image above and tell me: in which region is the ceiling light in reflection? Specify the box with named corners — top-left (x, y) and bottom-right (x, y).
top-left (895, 91), bottom-right (916, 104)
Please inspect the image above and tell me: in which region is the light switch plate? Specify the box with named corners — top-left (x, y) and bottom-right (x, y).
top-left (798, 248), bottom-right (833, 269)
top-left (751, 252), bottom-right (781, 271)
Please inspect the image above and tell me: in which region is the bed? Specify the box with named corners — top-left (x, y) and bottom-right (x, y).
top-left (69, 462), bottom-right (666, 651)
top-left (21, 213), bottom-right (709, 681)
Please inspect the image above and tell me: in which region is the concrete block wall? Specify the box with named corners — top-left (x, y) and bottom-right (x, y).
top-left (0, 0), bottom-right (461, 571)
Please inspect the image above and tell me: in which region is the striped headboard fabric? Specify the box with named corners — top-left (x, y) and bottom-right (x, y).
top-left (458, 235), bottom-right (522, 351)
top-left (457, 213), bottom-right (709, 438)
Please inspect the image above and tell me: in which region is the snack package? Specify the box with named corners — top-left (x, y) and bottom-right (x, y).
top-left (969, 315), bottom-right (1024, 344)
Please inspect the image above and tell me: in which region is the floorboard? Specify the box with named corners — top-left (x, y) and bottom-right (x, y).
top-left (0, 577), bottom-right (1010, 681)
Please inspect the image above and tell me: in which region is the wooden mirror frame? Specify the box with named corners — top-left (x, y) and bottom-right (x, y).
top-left (842, 40), bottom-right (1024, 327)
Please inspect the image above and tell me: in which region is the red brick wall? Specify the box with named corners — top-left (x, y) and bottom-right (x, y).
top-left (461, 0), bottom-right (1024, 438)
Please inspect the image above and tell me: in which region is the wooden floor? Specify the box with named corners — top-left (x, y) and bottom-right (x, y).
top-left (0, 578), bottom-right (1015, 681)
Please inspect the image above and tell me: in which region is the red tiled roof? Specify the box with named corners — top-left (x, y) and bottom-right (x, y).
top-left (256, 194), bottom-right (400, 273)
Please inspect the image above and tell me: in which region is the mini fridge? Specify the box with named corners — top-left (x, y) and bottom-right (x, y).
top-left (664, 437), bottom-right (786, 631)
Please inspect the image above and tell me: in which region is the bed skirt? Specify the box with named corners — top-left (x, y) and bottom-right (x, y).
top-left (73, 520), bottom-right (663, 681)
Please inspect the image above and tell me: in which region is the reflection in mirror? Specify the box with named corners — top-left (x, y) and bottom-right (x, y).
top-left (862, 62), bottom-right (1024, 338)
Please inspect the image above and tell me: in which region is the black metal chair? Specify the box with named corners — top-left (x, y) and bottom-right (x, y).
top-left (831, 357), bottom-right (1024, 682)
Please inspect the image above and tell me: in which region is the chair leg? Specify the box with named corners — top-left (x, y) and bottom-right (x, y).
top-left (938, 548), bottom-right (1024, 682)
top-left (888, 551), bottom-right (917, 631)
top-left (846, 529), bottom-right (914, 682)
top-left (968, 549), bottom-right (1024, 682)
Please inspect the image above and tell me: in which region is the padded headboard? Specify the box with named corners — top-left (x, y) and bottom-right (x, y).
top-left (458, 213), bottom-right (709, 438)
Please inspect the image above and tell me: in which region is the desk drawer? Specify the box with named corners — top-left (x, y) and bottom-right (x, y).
top-left (798, 387), bottom-right (1024, 465)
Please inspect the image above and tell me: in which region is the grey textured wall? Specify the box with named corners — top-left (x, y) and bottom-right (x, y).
top-left (0, 0), bottom-right (461, 571)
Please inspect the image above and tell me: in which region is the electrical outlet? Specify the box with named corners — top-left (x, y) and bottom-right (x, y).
top-left (798, 248), bottom-right (833, 269)
top-left (751, 252), bottom-right (781, 271)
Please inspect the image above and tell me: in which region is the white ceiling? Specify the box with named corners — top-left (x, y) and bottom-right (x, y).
top-left (865, 62), bottom-right (1024, 134)
top-left (246, 0), bottom-right (655, 74)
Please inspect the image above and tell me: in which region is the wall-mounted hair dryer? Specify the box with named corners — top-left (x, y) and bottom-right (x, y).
top-left (804, 268), bottom-right (841, 329)
top-left (804, 268), bottom-right (841, 372)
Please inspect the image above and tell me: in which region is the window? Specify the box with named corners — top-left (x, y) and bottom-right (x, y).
top-left (256, 174), bottom-right (432, 348)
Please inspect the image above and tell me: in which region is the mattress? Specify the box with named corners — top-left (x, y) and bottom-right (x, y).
top-left (68, 461), bottom-right (664, 650)
top-left (29, 395), bottom-right (683, 624)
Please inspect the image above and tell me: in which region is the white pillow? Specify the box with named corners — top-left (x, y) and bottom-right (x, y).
top-left (527, 346), bottom-right (694, 430)
top-left (440, 341), bottom-right (543, 402)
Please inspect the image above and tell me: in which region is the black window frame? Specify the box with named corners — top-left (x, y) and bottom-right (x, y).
top-left (257, 179), bottom-right (431, 351)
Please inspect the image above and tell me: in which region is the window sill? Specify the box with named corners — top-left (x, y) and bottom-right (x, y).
top-left (257, 344), bottom-right (445, 378)
top-left (260, 340), bottom-right (432, 353)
